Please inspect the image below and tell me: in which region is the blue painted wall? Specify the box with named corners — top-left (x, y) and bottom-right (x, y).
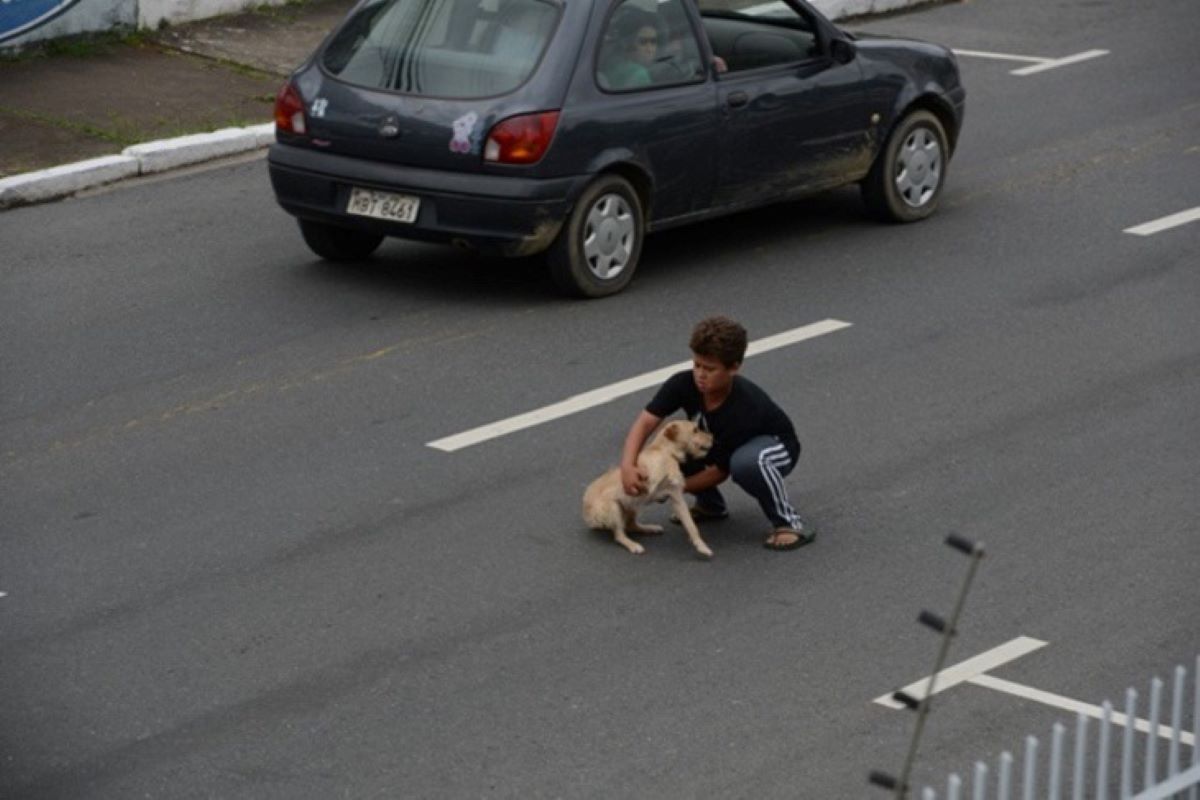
top-left (2, 0), bottom-right (135, 48)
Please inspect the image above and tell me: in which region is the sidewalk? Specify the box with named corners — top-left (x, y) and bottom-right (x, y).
top-left (0, 0), bottom-right (353, 183)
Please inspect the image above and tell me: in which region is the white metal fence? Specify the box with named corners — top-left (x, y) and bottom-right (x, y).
top-left (919, 656), bottom-right (1200, 800)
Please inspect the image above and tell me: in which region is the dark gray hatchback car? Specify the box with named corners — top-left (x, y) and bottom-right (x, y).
top-left (268, 0), bottom-right (964, 297)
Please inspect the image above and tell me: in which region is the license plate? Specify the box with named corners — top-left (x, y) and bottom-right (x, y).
top-left (346, 187), bottom-right (420, 224)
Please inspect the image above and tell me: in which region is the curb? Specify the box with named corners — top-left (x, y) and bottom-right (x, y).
top-left (0, 122), bottom-right (275, 210)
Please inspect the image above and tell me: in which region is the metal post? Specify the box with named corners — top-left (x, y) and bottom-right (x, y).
top-left (1097, 700), bottom-right (1113, 800)
top-left (1049, 722), bottom-right (1066, 800)
top-left (1146, 676), bottom-right (1163, 790)
top-left (923, 787), bottom-right (937, 800)
top-left (891, 534), bottom-right (985, 799)
top-left (1023, 736), bottom-right (1038, 800)
top-left (1169, 665), bottom-right (1185, 779)
top-left (973, 761), bottom-right (988, 800)
top-left (1123, 688), bottom-right (1138, 800)
top-left (948, 773), bottom-right (962, 800)
top-left (1191, 656), bottom-right (1199, 800)
top-left (998, 751), bottom-right (1013, 800)
top-left (1074, 712), bottom-right (1090, 800)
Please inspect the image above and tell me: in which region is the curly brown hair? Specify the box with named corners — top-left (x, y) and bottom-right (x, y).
top-left (689, 316), bottom-right (747, 367)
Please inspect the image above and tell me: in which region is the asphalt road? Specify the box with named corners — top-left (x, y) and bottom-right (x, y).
top-left (2, 0), bottom-right (1198, 797)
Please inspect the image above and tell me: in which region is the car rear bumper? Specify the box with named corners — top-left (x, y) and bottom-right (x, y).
top-left (267, 144), bottom-right (585, 256)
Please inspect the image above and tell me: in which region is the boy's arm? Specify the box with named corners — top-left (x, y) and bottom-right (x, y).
top-left (684, 464), bottom-right (727, 494)
top-left (620, 410), bottom-right (662, 495)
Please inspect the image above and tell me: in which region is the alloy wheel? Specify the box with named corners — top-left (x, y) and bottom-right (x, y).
top-left (581, 193), bottom-right (636, 280)
top-left (894, 127), bottom-right (943, 208)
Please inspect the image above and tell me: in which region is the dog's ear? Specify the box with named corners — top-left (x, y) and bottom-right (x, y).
top-left (663, 422), bottom-right (679, 442)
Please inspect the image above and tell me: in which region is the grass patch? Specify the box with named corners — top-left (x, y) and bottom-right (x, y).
top-left (0, 106), bottom-right (134, 145)
top-left (0, 105), bottom-right (269, 148)
top-left (0, 29), bottom-right (151, 62)
top-left (250, 0), bottom-right (317, 22)
top-left (203, 56), bottom-right (279, 80)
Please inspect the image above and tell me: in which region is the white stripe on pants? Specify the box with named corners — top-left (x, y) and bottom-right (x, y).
top-left (756, 442), bottom-right (803, 530)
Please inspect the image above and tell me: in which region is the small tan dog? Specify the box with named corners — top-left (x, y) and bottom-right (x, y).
top-left (582, 419), bottom-right (715, 558)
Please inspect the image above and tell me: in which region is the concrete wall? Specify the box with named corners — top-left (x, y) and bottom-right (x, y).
top-left (136, 0), bottom-right (288, 29)
top-left (0, 0), bottom-right (291, 48)
top-left (1, 0), bottom-right (929, 50)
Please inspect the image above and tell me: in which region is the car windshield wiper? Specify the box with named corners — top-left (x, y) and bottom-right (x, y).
top-left (700, 9), bottom-right (750, 21)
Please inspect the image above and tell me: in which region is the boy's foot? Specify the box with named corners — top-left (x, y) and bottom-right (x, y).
top-left (764, 526), bottom-right (817, 551)
top-left (669, 504), bottom-right (729, 524)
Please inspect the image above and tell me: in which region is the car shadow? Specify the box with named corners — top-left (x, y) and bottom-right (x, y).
top-left (295, 186), bottom-right (871, 303)
top-left (638, 187), bottom-right (872, 280)
top-left (299, 240), bottom-right (553, 306)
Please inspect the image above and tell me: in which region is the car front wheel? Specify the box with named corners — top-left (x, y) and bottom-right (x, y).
top-left (862, 109), bottom-right (948, 223)
top-left (547, 174), bottom-right (644, 298)
top-left (299, 219), bottom-right (384, 261)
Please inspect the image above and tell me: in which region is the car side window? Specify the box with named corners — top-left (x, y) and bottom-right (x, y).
top-left (596, 0), bottom-right (706, 92)
top-left (696, 0), bottom-right (819, 73)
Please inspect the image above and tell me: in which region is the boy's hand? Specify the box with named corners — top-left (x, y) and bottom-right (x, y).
top-left (621, 463), bottom-right (647, 496)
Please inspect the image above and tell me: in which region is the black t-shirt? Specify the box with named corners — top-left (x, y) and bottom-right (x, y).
top-left (645, 370), bottom-right (799, 471)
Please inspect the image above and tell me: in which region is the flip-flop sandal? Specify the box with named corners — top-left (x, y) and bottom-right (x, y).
top-left (764, 528), bottom-right (816, 551)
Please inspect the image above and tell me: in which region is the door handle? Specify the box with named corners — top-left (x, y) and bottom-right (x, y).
top-left (726, 91), bottom-right (749, 108)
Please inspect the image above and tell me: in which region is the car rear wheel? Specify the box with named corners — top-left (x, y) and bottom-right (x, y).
top-left (548, 174), bottom-right (644, 298)
top-left (862, 109), bottom-right (948, 223)
top-left (299, 219), bottom-right (385, 261)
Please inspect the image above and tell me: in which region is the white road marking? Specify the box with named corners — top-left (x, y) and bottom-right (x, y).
top-left (873, 636), bottom-right (1048, 709)
top-left (1138, 763), bottom-right (1200, 799)
top-left (426, 318), bottom-right (853, 452)
top-left (969, 674), bottom-right (1195, 745)
top-left (952, 48), bottom-right (1109, 75)
top-left (1124, 207), bottom-right (1200, 236)
top-left (952, 48), bottom-right (1046, 64)
top-left (874, 638), bottom-right (1196, 746)
top-left (1011, 49), bottom-right (1109, 75)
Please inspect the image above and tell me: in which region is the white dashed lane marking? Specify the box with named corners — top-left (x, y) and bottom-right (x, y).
top-left (1124, 207), bottom-right (1200, 236)
top-left (427, 319), bottom-right (853, 452)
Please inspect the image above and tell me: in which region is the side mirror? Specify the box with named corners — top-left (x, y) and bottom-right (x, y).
top-left (830, 38), bottom-right (856, 65)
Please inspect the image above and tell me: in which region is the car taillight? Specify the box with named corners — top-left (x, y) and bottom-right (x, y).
top-left (483, 111), bottom-right (560, 165)
top-left (274, 82), bottom-right (307, 136)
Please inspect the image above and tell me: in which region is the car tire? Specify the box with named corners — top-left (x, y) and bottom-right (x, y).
top-left (862, 109), bottom-right (948, 223)
top-left (547, 174), bottom-right (644, 298)
top-left (299, 219), bottom-right (385, 261)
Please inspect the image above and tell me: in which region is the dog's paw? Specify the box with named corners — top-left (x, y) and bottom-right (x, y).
top-left (637, 524), bottom-right (664, 535)
top-left (623, 541), bottom-right (645, 555)
top-left (695, 544), bottom-right (714, 559)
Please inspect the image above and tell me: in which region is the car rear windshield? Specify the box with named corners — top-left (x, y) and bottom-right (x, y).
top-left (322, 0), bottom-right (560, 99)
